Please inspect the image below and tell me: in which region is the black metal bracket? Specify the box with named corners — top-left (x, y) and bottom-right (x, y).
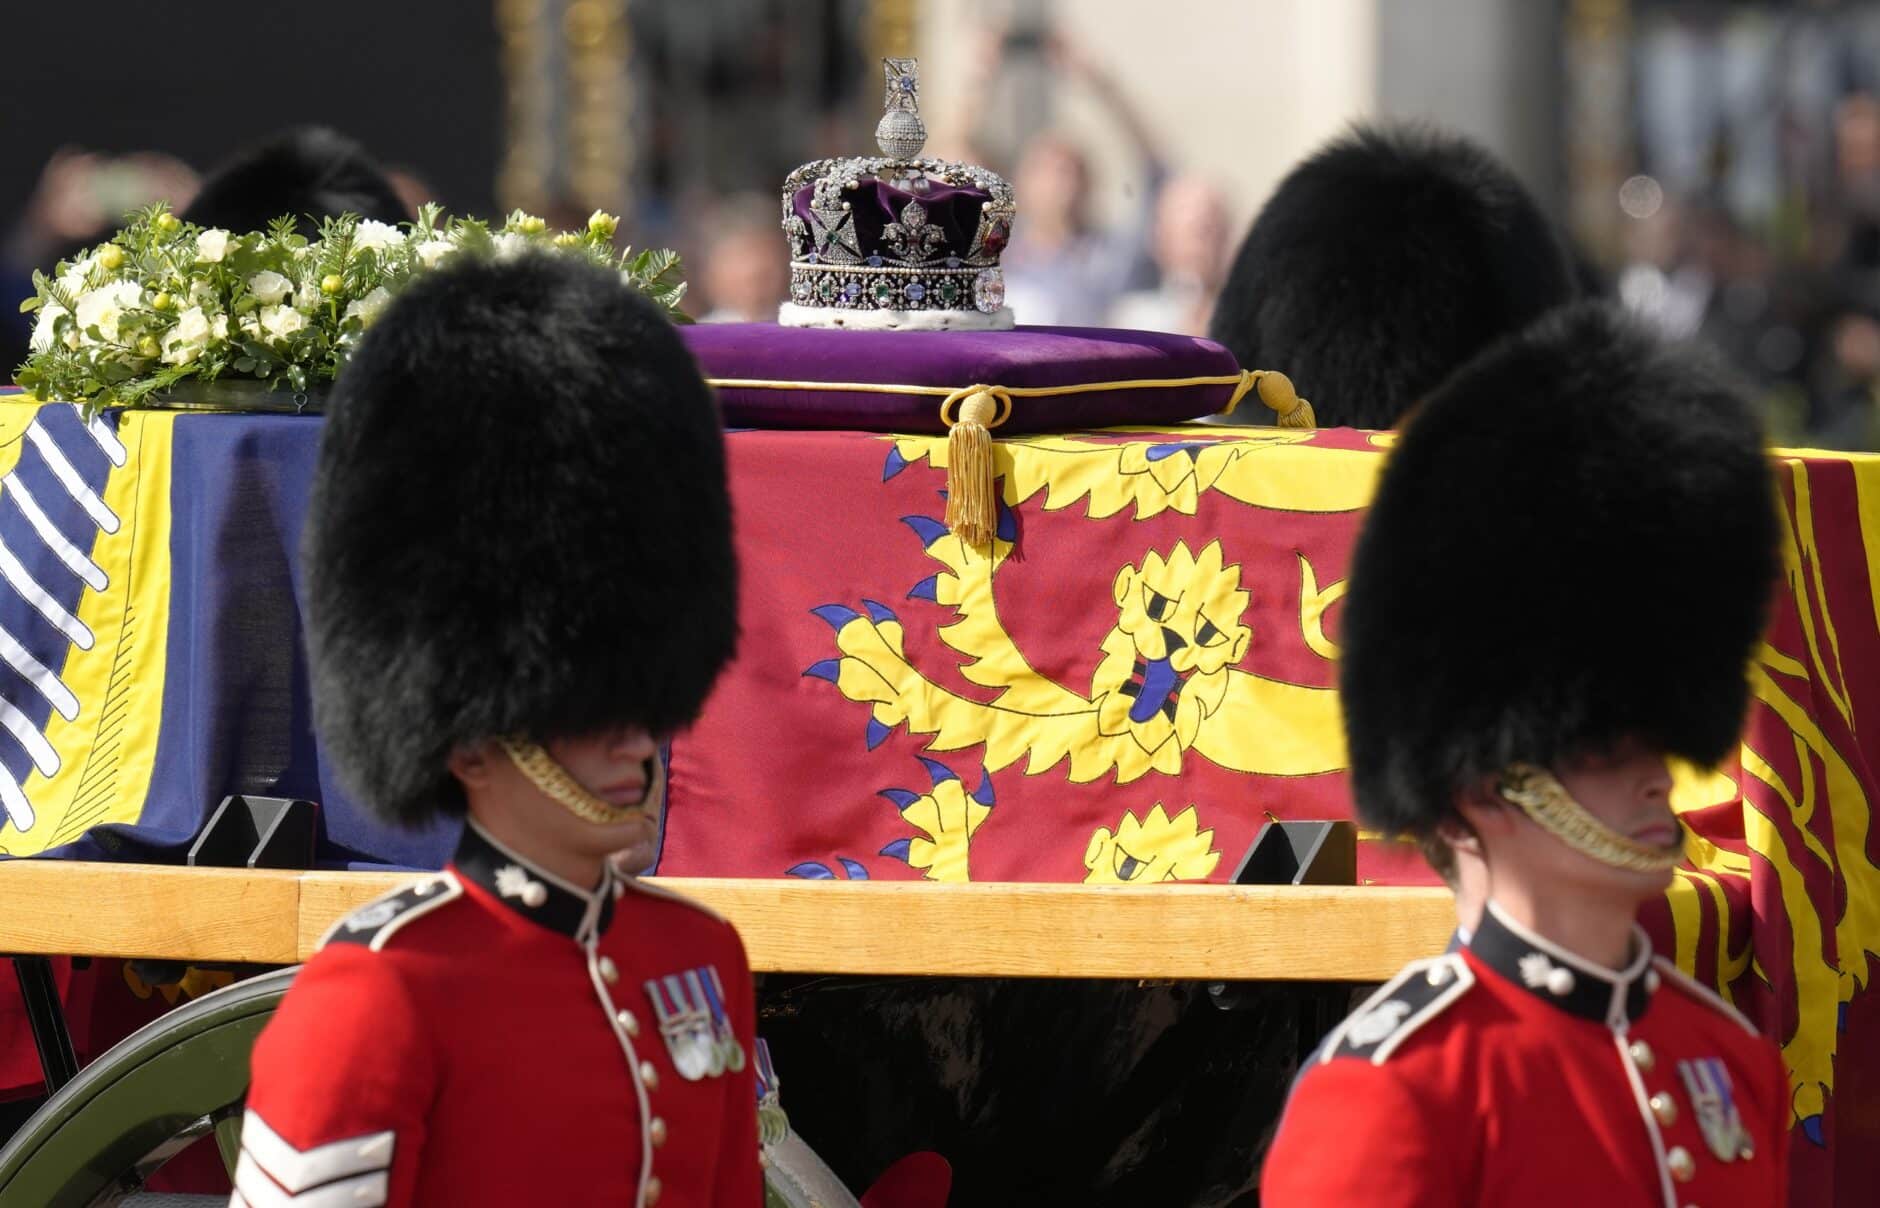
top-left (1227, 819), bottom-right (1357, 888)
top-left (1209, 820), bottom-right (1359, 1040)
top-left (118, 796), bottom-right (319, 991)
top-left (186, 795), bottom-right (316, 870)
top-left (8, 955), bottom-right (78, 1094)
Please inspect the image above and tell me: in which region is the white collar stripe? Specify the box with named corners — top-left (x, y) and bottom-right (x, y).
top-left (464, 819), bottom-right (598, 901)
top-left (1484, 900), bottom-right (1654, 984)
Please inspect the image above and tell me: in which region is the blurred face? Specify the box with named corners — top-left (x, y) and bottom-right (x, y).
top-left (452, 725), bottom-right (664, 880)
top-left (1016, 139), bottom-right (1089, 230)
top-left (1839, 93), bottom-right (1880, 184)
top-left (1834, 313), bottom-right (1880, 379)
top-left (1462, 738), bottom-right (1681, 902)
top-left (1154, 178), bottom-right (1230, 284)
top-left (703, 226), bottom-right (788, 321)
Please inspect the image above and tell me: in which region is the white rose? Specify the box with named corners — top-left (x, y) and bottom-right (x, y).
top-left (29, 303), bottom-right (69, 354)
top-left (294, 281), bottom-right (322, 311)
top-left (195, 229), bottom-right (232, 263)
top-left (492, 232), bottom-right (530, 261)
top-left (73, 280), bottom-right (143, 345)
top-left (413, 239), bottom-right (456, 269)
top-left (189, 280), bottom-right (217, 307)
top-left (353, 220), bottom-right (404, 254)
top-left (247, 270), bottom-right (292, 306)
top-left (342, 286), bottom-right (392, 327)
top-left (257, 304), bottom-right (307, 343)
top-left (161, 306), bottom-right (214, 365)
top-left (57, 254), bottom-right (99, 295)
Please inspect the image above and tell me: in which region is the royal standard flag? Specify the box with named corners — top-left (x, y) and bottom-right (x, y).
top-left (2, 392), bottom-right (1879, 1204)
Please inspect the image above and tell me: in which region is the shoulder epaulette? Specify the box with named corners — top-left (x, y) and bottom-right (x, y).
top-left (1651, 955), bottom-right (1760, 1038)
top-left (318, 872), bottom-right (463, 953)
top-left (616, 874), bottom-right (731, 927)
top-left (1320, 952), bottom-right (1476, 1065)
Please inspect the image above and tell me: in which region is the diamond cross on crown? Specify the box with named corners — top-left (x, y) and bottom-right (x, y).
top-left (875, 57), bottom-right (928, 159)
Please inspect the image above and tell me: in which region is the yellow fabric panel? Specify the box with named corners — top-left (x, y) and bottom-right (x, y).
top-left (0, 412), bottom-right (174, 855)
top-left (0, 401), bottom-right (45, 479)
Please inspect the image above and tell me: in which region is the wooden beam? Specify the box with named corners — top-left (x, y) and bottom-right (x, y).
top-left (2, 862), bottom-right (1456, 981)
top-left (0, 862), bottom-right (302, 964)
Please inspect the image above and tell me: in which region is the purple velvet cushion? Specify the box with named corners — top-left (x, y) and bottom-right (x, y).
top-left (682, 322), bottom-right (1243, 433)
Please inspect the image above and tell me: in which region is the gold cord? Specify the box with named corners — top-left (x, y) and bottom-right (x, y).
top-left (707, 370), bottom-right (1257, 430)
top-left (498, 737), bottom-right (656, 826)
top-left (1497, 763), bottom-right (1684, 872)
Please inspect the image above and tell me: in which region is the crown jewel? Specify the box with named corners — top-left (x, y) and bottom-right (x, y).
top-left (779, 57), bottom-right (1016, 330)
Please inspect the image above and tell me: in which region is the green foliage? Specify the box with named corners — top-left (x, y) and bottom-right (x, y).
top-left (14, 203), bottom-right (692, 415)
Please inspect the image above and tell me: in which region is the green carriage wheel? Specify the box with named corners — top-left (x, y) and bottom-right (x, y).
top-left (0, 968), bottom-right (852, 1207)
top-left (0, 967), bottom-right (290, 1206)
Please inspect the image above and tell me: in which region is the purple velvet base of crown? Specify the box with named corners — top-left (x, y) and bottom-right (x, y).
top-left (681, 322), bottom-right (1242, 434)
top-left (791, 179), bottom-right (1004, 267)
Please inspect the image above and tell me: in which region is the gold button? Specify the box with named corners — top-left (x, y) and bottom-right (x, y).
top-left (616, 1008), bottom-right (639, 1037)
top-left (1667, 1146), bottom-right (1695, 1183)
top-left (650, 1117), bottom-right (667, 1148)
top-left (640, 1059), bottom-right (659, 1091)
top-left (1629, 1040), bottom-right (1656, 1072)
top-left (599, 956), bottom-right (620, 985)
top-left (1650, 1092), bottom-right (1678, 1127)
top-left (1738, 1142), bottom-right (1755, 1161)
top-left (644, 1175), bottom-right (662, 1205)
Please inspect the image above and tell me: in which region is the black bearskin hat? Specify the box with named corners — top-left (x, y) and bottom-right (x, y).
top-left (183, 126), bottom-right (409, 239)
top-left (1339, 302), bottom-right (1778, 837)
top-left (1209, 124), bottom-right (1577, 430)
top-left (304, 254), bottom-right (738, 826)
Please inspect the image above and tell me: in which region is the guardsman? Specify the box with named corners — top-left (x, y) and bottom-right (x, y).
top-left (229, 253), bottom-right (756, 1206)
top-left (1263, 302), bottom-right (1788, 1206)
top-left (1209, 123), bottom-right (1579, 429)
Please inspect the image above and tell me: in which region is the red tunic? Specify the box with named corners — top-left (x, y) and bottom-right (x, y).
top-left (231, 822), bottom-right (761, 1207)
top-left (1263, 902), bottom-right (1789, 1207)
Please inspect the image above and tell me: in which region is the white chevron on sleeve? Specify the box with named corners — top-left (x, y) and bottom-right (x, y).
top-left (234, 1154), bottom-right (389, 1207)
top-left (235, 1109), bottom-right (393, 1202)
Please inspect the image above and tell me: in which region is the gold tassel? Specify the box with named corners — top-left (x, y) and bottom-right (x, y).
top-left (944, 388), bottom-right (1001, 547)
top-left (1256, 370), bottom-right (1317, 428)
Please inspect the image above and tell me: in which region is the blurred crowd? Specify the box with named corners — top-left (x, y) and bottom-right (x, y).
top-left (1612, 4), bottom-right (1880, 450)
top-left (14, 8), bottom-right (1880, 451)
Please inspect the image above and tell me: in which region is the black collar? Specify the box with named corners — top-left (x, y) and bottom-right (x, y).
top-left (1468, 901), bottom-right (1656, 1028)
top-left (453, 821), bottom-right (617, 943)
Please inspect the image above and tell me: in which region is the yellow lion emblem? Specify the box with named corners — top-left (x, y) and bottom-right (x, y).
top-left (1083, 804), bottom-right (1221, 884)
top-left (809, 523), bottom-right (1347, 783)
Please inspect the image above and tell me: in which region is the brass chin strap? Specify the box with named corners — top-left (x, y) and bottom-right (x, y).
top-left (1497, 763), bottom-right (1685, 873)
top-left (498, 737), bottom-right (660, 826)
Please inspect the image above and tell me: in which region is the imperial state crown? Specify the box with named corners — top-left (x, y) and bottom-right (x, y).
top-left (779, 58), bottom-right (1016, 330)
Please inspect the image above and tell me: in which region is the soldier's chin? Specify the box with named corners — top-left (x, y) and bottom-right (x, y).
top-left (608, 833), bottom-right (660, 876)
